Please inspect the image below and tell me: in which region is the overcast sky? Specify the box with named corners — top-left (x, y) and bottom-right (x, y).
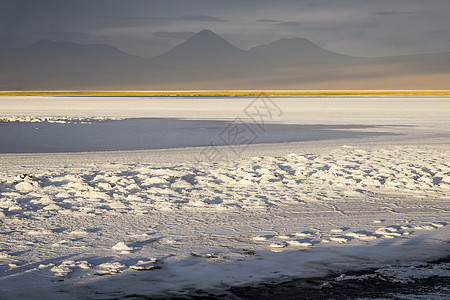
top-left (1, 0), bottom-right (449, 58)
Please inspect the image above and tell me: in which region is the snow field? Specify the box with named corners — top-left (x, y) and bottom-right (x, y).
top-left (1, 145), bottom-right (448, 216)
top-left (0, 144), bottom-right (449, 295)
top-left (0, 116), bottom-right (125, 124)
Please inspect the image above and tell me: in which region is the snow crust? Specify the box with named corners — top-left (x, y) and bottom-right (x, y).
top-left (1, 96), bottom-right (449, 298)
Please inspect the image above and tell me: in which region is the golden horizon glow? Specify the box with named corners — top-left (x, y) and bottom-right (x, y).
top-left (1, 90), bottom-right (450, 97)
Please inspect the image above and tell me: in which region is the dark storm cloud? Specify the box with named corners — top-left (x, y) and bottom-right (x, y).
top-left (275, 22), bottom-right (303, 27)
top-left (256, 19), bottom-right (283, 23)
top-left (79, 14), bottom-right (224, 22)
top-left (84, 15), bottom-right (163, 21)
top-left (32, 31), bottom-right (95, 40)
top-left (176, 15), bottom-right (225, 22)
top-left (376, 11), bottom-right (415, 16)
top-left (1, 0), bottom-right (450, 57)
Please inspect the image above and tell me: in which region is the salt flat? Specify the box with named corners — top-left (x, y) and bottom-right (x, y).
top-left (0, 119), bottom-right (396, 153)
top-left (0, 96), bottom-right (449, 299)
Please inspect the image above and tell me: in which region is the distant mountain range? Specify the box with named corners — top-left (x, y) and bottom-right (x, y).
top-left (1, 29), bottom-right (450, 90)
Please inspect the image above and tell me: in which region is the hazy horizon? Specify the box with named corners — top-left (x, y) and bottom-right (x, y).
top-left (1, 0), bottom-right (450, 58)
top-left (4, 29), bottom-right (450, 60)
top-left (2, 1), bottom-right (450, 90)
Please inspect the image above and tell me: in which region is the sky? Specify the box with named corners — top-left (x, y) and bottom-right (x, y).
top-left (1, 0), bottom-right (449, 58)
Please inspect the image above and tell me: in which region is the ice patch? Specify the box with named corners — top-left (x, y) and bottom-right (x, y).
top-left (111, 242), bottom-right (134, 254)
top-left (330, 237), bottom-right (349, 244)
top-left (269, 242), bottom-right (287, 249)
top-left (51, 260), bottom-right (91, 277)
top-left (287, 240), bottom-right (313, 247)
top-left (97, 262), bottom-right (127, 275)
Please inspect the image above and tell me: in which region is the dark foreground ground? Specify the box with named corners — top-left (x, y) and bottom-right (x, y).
top-left (116, 256), bottom-right (450, 300)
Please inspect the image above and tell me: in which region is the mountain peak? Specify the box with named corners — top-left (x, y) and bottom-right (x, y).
top-left (156, 30), bottom-right (243, 62)
top-left (248, 37), bottom-right (347, 61)
top-left (195, 29), bottom-right (218, 37)
top-left (250, 37), bottom-right (319, 51)
top-left (182, 30), bottom-right (240, 50)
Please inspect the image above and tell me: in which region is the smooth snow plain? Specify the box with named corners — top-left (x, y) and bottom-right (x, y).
top-left (0, 96), bottom-right (449, 299)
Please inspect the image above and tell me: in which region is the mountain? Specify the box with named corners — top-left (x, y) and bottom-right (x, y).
top-left (0, 40), bottom-right (145, 89)
top-left (1, 39), bottom-right (143, 70)
top-left (154, 30), bottom-right (246, 66)
top-left (1, 30), bottom-right (450, 90)
top-left (248, 37), bottom-right (353, 65)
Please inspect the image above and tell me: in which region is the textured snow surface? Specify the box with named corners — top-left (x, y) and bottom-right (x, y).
top-left (1, 145), bottom-right (449, 214)
top-left (1, 144), bottom-right (449, 298)
top-left (1, 96), bottom-right (449, 298)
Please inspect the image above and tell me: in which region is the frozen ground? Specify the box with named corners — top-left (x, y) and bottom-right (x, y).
top-left (0, 96), bottom-right (449, 299)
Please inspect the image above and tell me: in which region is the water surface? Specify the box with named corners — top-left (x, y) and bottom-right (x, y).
top-left (0, 118), bottom-right (395, 153)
